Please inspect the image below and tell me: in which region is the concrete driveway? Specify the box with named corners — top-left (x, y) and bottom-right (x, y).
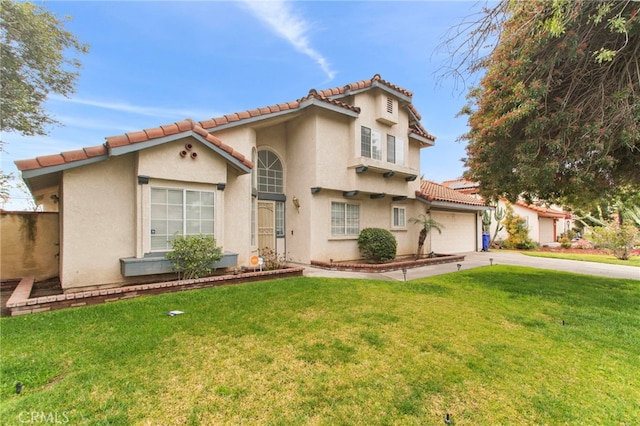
top-left (303, 251), bottom-right (640, 281)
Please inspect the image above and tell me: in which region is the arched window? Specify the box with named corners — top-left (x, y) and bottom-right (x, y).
top-left (257, 150), bottom-right (283, 194)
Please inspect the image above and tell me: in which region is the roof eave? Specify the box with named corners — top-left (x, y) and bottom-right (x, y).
top-left (109, 131), bottom-right (251, 174)
top-left (20, 154), bottom-right (109, 180)
top-left (409, 132), bottom-right (435, 147)
top-left (298, 97), bottom-right (360, 117)
top-left (416, 196), bottom-right (490, 212)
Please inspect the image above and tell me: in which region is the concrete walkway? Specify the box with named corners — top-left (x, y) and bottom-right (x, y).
top-left (303, 251), bottom-right (640, 281)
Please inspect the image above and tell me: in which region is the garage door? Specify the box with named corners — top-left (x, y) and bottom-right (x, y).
top-left (429, 211), bottom-right (476, 254)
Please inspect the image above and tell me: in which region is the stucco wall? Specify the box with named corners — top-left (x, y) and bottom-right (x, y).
top-left (0, 212), bottom-right (59, 281)
top-left (302, 190), bottom-right (424, 263)
top-left (61, 155), bottom-right (136, 291)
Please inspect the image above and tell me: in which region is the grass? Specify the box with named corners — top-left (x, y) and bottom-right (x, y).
top-left (522, 250), bottom-right (640, 266)
top-left (1, 266), bottom-right (639, 425)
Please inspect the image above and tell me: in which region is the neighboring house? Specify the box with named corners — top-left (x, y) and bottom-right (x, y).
top-left (15, 75), bottom-right (488, 292)
top-left (442, 179), bottom-right (573, 244)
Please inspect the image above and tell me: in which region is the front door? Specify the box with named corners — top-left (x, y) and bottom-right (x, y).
top-left (258, 201), bottom-right (275, 251)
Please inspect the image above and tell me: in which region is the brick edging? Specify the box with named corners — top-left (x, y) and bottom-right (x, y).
top-left (310, 255), bottom-right (465, 273)
top-left (7, 267), bottom-right (304, 316)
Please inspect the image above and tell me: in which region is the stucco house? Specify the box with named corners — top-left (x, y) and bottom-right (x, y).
top-left (443, 179), bottom-right (573, 244)
top-left (16, 75), bottom-right (488, 292)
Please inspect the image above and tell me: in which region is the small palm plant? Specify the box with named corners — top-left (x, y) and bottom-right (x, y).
top-left (408, 214), bottom-right (444, 259)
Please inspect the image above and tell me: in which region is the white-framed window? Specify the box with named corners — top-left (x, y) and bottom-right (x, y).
top-left (387, 134), bottom-right (395, 163)
top-left (251, 196), bottom-right (256, 246)
top-left (258, 150), bottom-right (283, 193)
top-left (395, 137), bottom-right (405, 165)
top-left (150, 188), bottom-right (215, 251)
top-left (275, 201), bottom-right (285, 237)
top-left (392, 206), bottom-right (406, 228)
top-left (361, 126), bottom-right (381, 160)
top-left (331, 201), bottom-right (360, 236)
top-left (387, 135), bottom-right (405, 165)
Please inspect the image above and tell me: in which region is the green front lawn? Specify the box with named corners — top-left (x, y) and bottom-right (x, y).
top-left (523, 250), bottom-right (640, 266)
top-left (1, 266), bottom-right (639, 425)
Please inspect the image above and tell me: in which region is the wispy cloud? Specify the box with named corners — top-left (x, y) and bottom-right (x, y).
top-left (242, 0), bottom-right (335, 81)
top-left (48, 94), bottom-right (217, 120)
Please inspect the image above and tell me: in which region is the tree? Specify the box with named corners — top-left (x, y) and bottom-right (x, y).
top-left (408, 214), bottom-right (444, 259)
top-left (501, 204), bottom-right (537, 250)
top-left (591, 223), bottom-right (639, 260)
top-left (446, 0), bottom-right (640, 206)
top-left (1, 0), bottom-right (88, 136)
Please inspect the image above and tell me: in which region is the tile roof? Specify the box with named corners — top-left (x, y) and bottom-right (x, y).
top-left (16, 74), bottom-right (434, 174)
top-left (514, 200), bottom-right (569, 218)
top-left (197, 88), bottom-right (361, 130)
top-left (15, 119), bottom-right (253, 173)
top-left (416, 180), bottom-right (486, 207)
top-left (15, 145), bottom-right (109, 172)
top-left (317, 73), bottom-right (413, 99)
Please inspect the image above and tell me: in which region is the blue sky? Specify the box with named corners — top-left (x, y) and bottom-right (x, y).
top-left (1, 0), bottom-right (485, 209)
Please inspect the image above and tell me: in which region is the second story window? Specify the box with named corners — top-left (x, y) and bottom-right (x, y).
top-left (361, 126), bottom-right (381, 160)
top-left (387, 135), bottom-right (395, 163)
top-left (387, 135), bottom-right (405, 165)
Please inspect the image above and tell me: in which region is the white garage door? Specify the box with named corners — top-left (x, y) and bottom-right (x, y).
top-left (429, 211), bottom-right (477, 254)
top-left (539, 218), bottom-right (555, 244)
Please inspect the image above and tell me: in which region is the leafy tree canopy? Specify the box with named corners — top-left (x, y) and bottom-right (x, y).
top-left (450, 0), bottom-right (639, 207)
top-left (0, 0), bottom-right (88, 137)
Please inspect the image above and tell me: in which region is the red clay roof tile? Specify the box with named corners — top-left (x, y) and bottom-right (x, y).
top-left (193, 126), bottom-right (209, 138)
top-left (84, 145), bottom-right (108, 157)
top-left (219, 142), bottom-right (234, 154)
top-left (198, 119), bottom-right (216, 128)
top-left (106, 134), bottom-right (130, 148)
top-left (160, 123), bottom-right (180, 135)
top-left (14, 159), bottom-right (41, 171)
top-left (205, 134), bottom-right (222, 147)
top-left (37, 154), bottom-right (66, 167)
top-left (144, 127), bottom-right (165, 140)
top-left (61, 149), bottom-right (88, 163)
top-left (175, 119), bottom-right (193, 132)
top-left (127, 130), bottom-right (148, 144)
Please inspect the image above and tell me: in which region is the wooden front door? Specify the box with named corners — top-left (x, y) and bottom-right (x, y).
top-left (258, 201), bottom-right (275, 251)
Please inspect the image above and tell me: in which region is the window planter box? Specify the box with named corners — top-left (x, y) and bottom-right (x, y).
top-left (120, 252), bottom-right (238, 277)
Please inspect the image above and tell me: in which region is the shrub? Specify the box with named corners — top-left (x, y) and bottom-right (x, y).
top-left (590, 223), bottom-right (639, 260)
top-left (357, 228), bottom-right (397, 263)
top-left (502, 204), bottom-right (537, 250)
top-left (559, 235), bottom-right (572, 249)
top-left (258, 247), bottom-right (286, 270)
top-left (166, 234), bottom-right (223, 280)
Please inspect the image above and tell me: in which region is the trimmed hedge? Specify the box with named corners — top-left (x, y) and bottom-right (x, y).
top-left (357, 227), bottom-right (397, 263)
